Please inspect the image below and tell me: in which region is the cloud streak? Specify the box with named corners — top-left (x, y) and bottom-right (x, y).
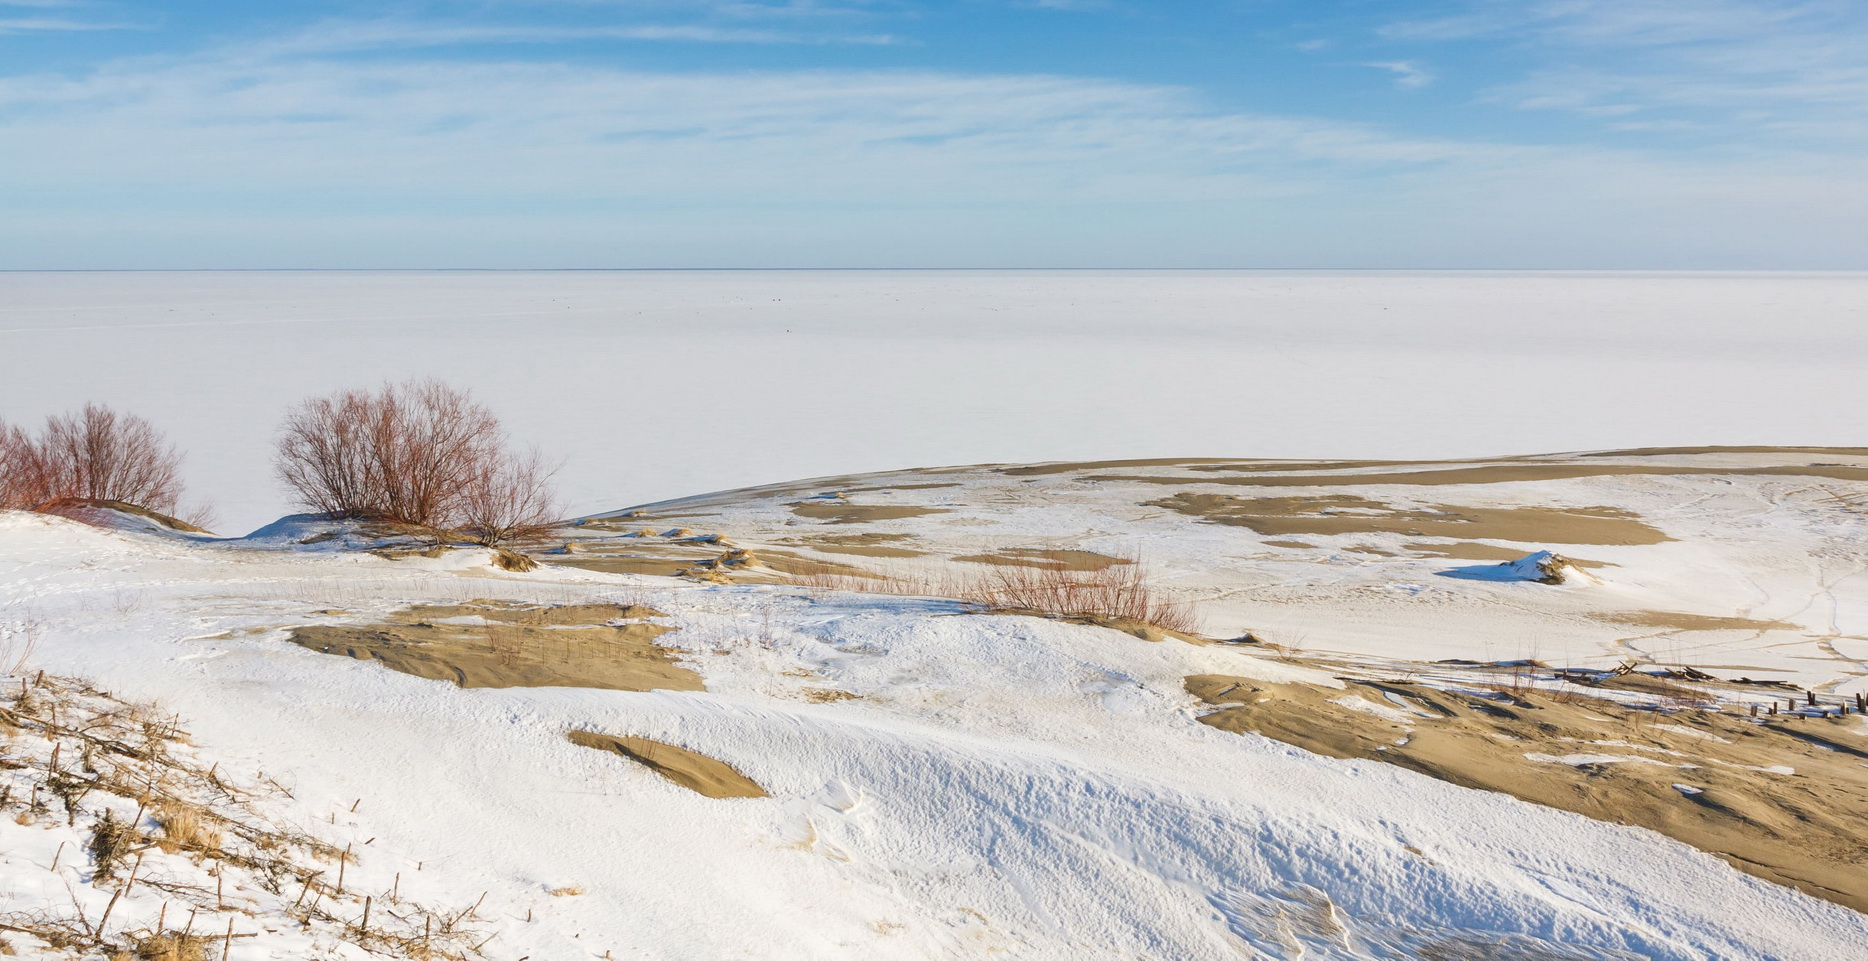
top-left (1367, 60), bottom-right (1433, 88)
top-left (1383, 1), bottom-right (1868, 145)
top-left (1, 5), bottom-right (1865, 266)
top-left (244, 17), bottom-right (901, 55)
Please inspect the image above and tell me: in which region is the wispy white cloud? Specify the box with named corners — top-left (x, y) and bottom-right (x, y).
top-left (0, 38), bottom-right (1537, 228)
top-left (0, 16), bottom-right (128, 32)
top-left (1382, 1), bottom-right (1868, 145)
top-left (1366, 60), bottom-right (1433, 89)
top-left (2, 11), bottom-right (1865, 266)
top-left (245, 18), bottom-right (899, 55)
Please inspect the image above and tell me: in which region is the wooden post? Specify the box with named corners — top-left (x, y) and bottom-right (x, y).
top-left (217, 868), bottom-right (224, 909)
top-left (1807, 689), bottom-right (1817, 706)
top-left (361, 896), bottom-right (371, 937)
top-left (1749, 704), bottom-right (1757, 717)
top-left (338, 843), bottom-right (350, 895)
top-left (391, 872), bottom-right (400, 901)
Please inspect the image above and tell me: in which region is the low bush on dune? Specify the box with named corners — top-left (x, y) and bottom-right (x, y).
top-left (275, 379), bottom-right (561, 546)
top-left (801, 556), bottom-right (1199, 637)
top-left (969, 560), bottom-right (1199, 635)
top-left (0, 404), bottom-right (207, 528)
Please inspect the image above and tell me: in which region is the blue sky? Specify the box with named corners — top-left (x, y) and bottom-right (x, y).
top-left (3, 0), bottom-right (1865, 268)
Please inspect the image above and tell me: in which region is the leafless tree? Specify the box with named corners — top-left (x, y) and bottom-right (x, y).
top-left (2, 406), bottom-right (186, 515)
top-left (276, 380), bottom-right (560, 543)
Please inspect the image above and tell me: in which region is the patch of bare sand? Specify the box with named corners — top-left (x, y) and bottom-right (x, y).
top-left (1594, 611), bottom-right (1800, 633)
top-left (1108, 462), bottom-right (1868, 487)
top-left (287, 601), bottom-right (702, 692)
top-left (788, 502), bottom-right (951, 524)
top-left (814, 545), bottom-right (927, 559)
top-left (769, 532), bottom-right (929, 559)
top-left (952, 549), bottom-right (1133, 572)
top-left (547, 556), bottom-right (696, 576)
top-left (1188, 675), bottom-right (1868, 912)
top-left (1151, 493), bottom-right (1669, 545)
top-left (1578, 445), bottom-right (1868, 458)
top-left (567, 731), bottom-right (767, 799)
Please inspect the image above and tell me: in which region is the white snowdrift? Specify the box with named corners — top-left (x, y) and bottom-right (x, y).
top-left (2, 510), bottom-right (1864, 958)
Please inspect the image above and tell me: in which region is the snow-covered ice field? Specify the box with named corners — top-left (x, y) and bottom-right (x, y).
top-left (4, 270), bottom-right (1866, 533)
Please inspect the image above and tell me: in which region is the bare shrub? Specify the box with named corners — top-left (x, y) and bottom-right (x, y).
top-left (459, 446), bottom-right (562, 546)
top-left (0, 419), bottom-right (52, 510)
top-left (798, 556), bottom-right (1199, 635)
top-left (2, 406), bottom-right (192, 520)
top-left (276, 379), bottom-right (560, 544)
top-left (38, 404), bottom-right (185, 513)
top-left (965, 559), bottom-right (1199, 634)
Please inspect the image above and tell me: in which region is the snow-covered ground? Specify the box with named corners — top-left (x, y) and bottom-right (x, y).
top-left (3, 444), bottom-right (1868, 953)
top-left (573, 448), bottom-right (1868, 694)
top-left (4, 270), bottom-right (1867, 533)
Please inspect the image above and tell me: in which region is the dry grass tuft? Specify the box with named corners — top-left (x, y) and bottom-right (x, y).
top-left (154, 799), bottom-right (224, 855)
top-left (1, 672), bottom-right (494, 959)
top-left (798, 555), bottom-right (1199, 636)
top-left (131, 934), bottom-right (210, 961)
top-left (547, 885), bottom-right (585, 897)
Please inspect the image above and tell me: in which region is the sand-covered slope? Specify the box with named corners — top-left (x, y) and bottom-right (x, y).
top-left (3, 448), bottom-right (1868, 958)
top-left (563, 446), bottom-right (1868, 692)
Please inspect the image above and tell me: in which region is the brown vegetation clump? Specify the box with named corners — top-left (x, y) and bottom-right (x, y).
top-left (155, 799), bottom-right (224, 855)
top-left (967, 560), bottom-right (1198, 634)
top-left (799, 556), bottom-right (1198, 637)
top-left (1, 406), bottom-right (195, 520)
top-left (130, 933), bottom-right (210, 961)
top-left (3, 673), bottom-right (495, 959)
top-left (274, 379), bottom-right (561, 545)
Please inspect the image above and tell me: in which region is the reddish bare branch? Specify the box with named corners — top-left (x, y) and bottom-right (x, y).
top-left (275, 380), bottom-right (559, 543)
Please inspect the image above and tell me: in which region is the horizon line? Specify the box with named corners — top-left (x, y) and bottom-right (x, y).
top-left (5, 266), bottom-right (1866, 274)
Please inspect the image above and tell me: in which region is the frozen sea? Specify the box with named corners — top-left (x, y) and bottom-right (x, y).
top-left (3, 269), bottom-right (1865, 533)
